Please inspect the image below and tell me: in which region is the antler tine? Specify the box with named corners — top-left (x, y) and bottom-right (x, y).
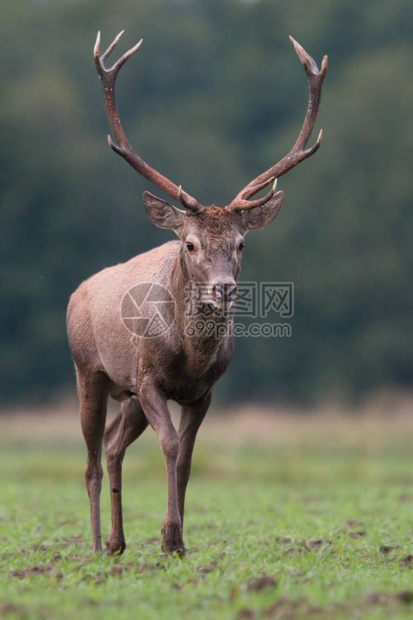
top-left (228, 178), bottom-right (279, 212)
top-left (229, 36), bottom-right (327, 210)
top-left (93, 30), bottom-right (123, 66)
top-left (178, 186), bottom-right (199, 212)
top-left (93, 31), bottom-right (101, 61)
top-left (94, 31), bottom-right (200, 212)
top-left (112, 38), bottom-right (144, 73)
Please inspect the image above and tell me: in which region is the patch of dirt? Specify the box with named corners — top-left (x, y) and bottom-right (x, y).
top-left (344, 520), bottom-right (367, 540)
top-left (283, 545), bottom-right (309, 556)
top-left (79, 572), bottom-right (104, 585)
top-left (31, 544), bottom-right (49, 553)
top-left (76, 560), bottom-right (163, 584)
top-left (17, 547), bottom-right (62, 566)
top-left (365, 591), bottom-right (413, 605)
top-left (400, 555), bottom-right (413, 567)
top-left (10, 564), bottom-right (52, 579)
top-left (246, 576), bottom-right (277, 592)
top-left (309, 539), bottom-right (332, 548)
top-left (379, 545), bottom-right (401, 554)
top-left (0, 604), bottom-right (27, 617)
top-left (397, 592), bottom-right (413, 604)
top-left (277, 538), bottom-right (332, 553)
top-left (280, 539), bottom-right (333, 557)
top-left (237, 609), bottom-right (255, 619)
top-left (238, 590), bottom-right (413, 620)
top-left (347, 531), bottom-right (366, 539)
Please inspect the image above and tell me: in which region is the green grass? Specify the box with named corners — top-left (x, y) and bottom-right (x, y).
top-left (1, 414), bottom-right (413, 619)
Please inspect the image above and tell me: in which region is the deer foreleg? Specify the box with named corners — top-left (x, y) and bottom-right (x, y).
top-left (139, 381), bottom-right (184, 555)
top-left (177, 391), bottom-right (211, 528)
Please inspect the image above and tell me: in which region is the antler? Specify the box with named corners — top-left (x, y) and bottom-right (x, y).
top-left (228, 36), bottom-right (327, 211)
top-left (229, 178), bottom-right (280, 212)
top-left (94, 31), bottom-right (200, 212)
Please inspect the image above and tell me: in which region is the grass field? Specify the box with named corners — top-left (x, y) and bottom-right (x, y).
top-left (1, 399), bottom-right (413, 619)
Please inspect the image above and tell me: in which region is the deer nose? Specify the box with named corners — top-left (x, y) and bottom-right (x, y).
top-left (212, 281), bottom-right (238, 302)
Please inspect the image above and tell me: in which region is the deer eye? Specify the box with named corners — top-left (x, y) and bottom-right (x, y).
top-left (239, 241), bottom-right (245, 251)
top-left (186, 241), bottom-right (195, 252)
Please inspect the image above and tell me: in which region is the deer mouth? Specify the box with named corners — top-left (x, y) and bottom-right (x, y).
top-left (209, 298), bottom-right (236, 312)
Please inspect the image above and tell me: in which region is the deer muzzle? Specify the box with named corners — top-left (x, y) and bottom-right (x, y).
top-left (211, 281), bottom-right (238, 305)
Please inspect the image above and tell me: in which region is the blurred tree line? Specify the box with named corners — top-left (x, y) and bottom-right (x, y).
top-left (1, 0), bottom-right (412, 406)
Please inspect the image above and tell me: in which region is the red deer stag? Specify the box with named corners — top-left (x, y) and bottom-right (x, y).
top-left (67, 31), bottom-right (327, 556)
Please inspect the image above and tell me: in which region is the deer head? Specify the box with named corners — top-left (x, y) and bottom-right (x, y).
top-left (94, 32), bottom-right (327, 307)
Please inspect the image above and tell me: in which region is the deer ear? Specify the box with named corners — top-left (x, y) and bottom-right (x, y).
top-left (240, 191), bottom-right (284, 232)
top-left (143, 191), bottom-right (185, 233)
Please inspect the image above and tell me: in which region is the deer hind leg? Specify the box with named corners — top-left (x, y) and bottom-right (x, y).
top-left (139, 381), bottom-right (184, 556)
top-left (177, 391), bottom-right (211, 530)
top-left (104, 398), bottom-right (148, 555)
top-left (76, 367), bottom-right (109, 553)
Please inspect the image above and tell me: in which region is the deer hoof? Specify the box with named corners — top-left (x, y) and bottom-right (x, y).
top-left (106, 538), bottom-right (126, 555)
top-left (161, 524), bottom-right (185, 557)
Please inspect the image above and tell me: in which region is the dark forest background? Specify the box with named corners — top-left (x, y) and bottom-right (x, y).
top-left (1, 0), bottom-right (412, 406)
